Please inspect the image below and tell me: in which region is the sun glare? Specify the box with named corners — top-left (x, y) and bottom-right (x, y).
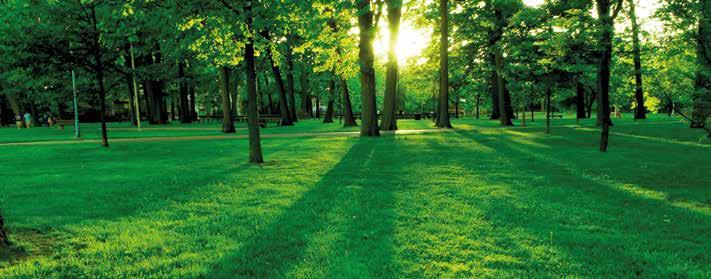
top-left (374, 18), bottom-right (431, 66)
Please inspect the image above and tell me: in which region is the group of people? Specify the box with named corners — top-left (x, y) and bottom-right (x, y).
top-left (14, 112), bottom-right (56, 129)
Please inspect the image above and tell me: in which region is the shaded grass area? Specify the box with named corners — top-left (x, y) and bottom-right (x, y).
top-left (0, 120), bottom-right (709, 277)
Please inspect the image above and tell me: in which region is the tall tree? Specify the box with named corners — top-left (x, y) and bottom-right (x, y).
top-left (436, 0), bottom-right (452, 128)
top-left (381, 0), bottom-right (402, 130)
top-left (244, 2), bottom-right (264, 164)
top-left (262, 30), bottom-right (294, 126)
top-left (597, 0), bottom-right (624, 152)
top-left (628, 0), bottom-right (647, 120)
top-left (357, 0), bottom-right (381, 136)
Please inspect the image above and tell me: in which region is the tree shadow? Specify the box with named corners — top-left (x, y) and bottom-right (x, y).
top-left (449, 130), bottom-right (710, 277)
top-left (208, 137), bottom-right (400, 278)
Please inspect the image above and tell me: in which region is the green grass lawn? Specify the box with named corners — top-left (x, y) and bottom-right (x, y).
top-left (0, 115), bottom-right (709, 277)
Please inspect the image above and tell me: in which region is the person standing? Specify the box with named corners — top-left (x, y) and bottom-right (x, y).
top-left (23, 112), bottom-right (31, 128)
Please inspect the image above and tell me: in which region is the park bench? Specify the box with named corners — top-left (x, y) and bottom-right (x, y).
top-left (259, 117), bottom-right (282, 128)
top-left (550, 114), bottom-right (563, 119)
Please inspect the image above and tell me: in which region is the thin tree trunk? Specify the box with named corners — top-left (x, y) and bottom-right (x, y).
top-left (90, 4), bottom-right (108, 147)
top-left (262, 33), bottom-right (294, 126)
top-left (219, 67), bottom-right (235, 133)
top-left (381, 0), bottom-right (402, 131)
top-left (545, 86), bottom-right (552, 134)
top-left (244, 3), bottom-right (263, 164)
top-left (576, 79), bottom-right (587, 119)
top-left (475, 94), bottom-right (481, 119)
top-left (357, 0), bottom-right (380, 136)
top-left (628, 0), bottom-right (647, 120)
top-left (179, 60), bottom-right (192, 123)
top-left (436, 0), bottom-right (452, 128)
top-left (286, 42), bottom-right (298, 122)
top-left (324, 79), bottom-right (336, 123)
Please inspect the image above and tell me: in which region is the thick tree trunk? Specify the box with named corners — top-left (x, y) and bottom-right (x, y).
top-left (597, 0), bottom-right (617, 152)
top-left (691, 0), bottom-right (710, 128)
top-left (629, 0), bottom-right (647, 120)
top-left (489, 70), bottom-right (500, 120)
top-left (436, 0), bottom-right (452, 128)
top-left (495, 50), bottom-right (512, 126)
top-left (244, 3), bottom-right (263, 164)
top-left (324, 79), bottom-right (336, 123)
top-left (188, 84), bottom-right (197, 120)
top-left (357, 0), bottom-right (380, 136)
top-left (178, 60), bottom-right (192, 123)
top-left (381, 0), bottom-right (402, 131)
top-left (231, 73), bottom-right (240, 116)
top-left (219, 67), bottom-right (235, 133)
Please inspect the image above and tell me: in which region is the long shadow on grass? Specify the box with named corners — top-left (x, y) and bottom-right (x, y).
top-left (208, 137), bottom-right (400, 278)
top-left (450, 130), bottom-right (710, 277)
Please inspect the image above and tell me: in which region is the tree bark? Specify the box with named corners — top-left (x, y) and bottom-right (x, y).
top-left (286, 42), bottom-right (298, 122)
top-left (597, 0), bottom-right (619, 152)
top-left (691, 0), bottom-right (710, 128)
top-left (244, 2), bottom-right (263, 164)
top-left (628, 0), bottom-right (646, 120)
top-left (179, 60), bottom-right (192, 123)
top-left (381, 0), bottom-right (402, 131)
top-left (90, 4), bottom-right (108, 147)
top-left (436, 0), bottom-right (453, 128)
top-left (0, 212), bottom-right (9, 247)
top-left (219, 67), bottom-right (235, 133)
top-left (357, 0), bottom-right (380, 136)
top-left (576, 79), bottom-right (587, 119)
top-left (340, 78), bottom-right (357, 126)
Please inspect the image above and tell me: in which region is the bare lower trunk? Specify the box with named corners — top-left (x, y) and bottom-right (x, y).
top-left (263, 34), bottom-right (294, 126)
top-left (436, 0), bottom-right (452, 128)
top-left (245, 4), bottom-right (263, 164)
top-left (597, 0), bottom-right (616, 152)
top-left (691, 0), bottom-right (710, 128)
top-left (324, 79), bottom-right (336, 123)
top-left (381, 0), bottom-right (402, 131)
top-left (357, 0), bottom-right (380, 136)
top-left (629, 0), bottom-right (647, 120)
top-left (340, 79), bottom-right (357, 127)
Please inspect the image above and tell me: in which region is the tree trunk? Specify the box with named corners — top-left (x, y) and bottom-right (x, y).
top-left (244, 3), bottom-right (263, 164)
top-left (189, 83), bottom-right (197, 120)
top-left (178, 60), bottom-right (192, 123)
top-left (0, 212), bottom-right (9, 247)
top-left (231, 73), bottom-right (240, 116)
top-left (576, 79), bottom-right (587, 119)
top-left (489, 69), bottom-right (500, 119)
top-left (262, 31), bottom-right (293, 126)
top-left (495, 50), bottom-right (512, 126)
top-left (475, 94), bottom-right (481, 119)
top-left (545, 86), bottom-right (552, 134)
top-left (628, 0), bottom-right (647, 120)
top-left (357, 0), bottom-right (380, 136)
top-left (126, 73), bottom-right (136, 125)
top-left (286, 43), bottom-right (298, 122)
top-left (691, 0), bottom-right (710, 128)
top-left (340, 78), bottom-right (357, 127)
top-left (597, 0), bottom-right (617, 152)
top-left (381, 0), bottom-right (402, 131)
top-left (436, 0), bottom-right (452, 128)
top-left (219, 67), bottom-right (235, 133)
top-left (91, 5), bottom-right (108, 147)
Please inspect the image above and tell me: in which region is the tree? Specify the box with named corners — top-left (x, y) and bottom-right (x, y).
top-left (244, 2), bottom-right (264, 164)
top-left (597, 0), bottom-right (624, 152)
top-left (357, 0), bottom-right (381, 136)
top-left (380, 0), bottom-right (402, 130)
top-left (0, 211), bottom-right (9, 247)
top-left (628, 0), bottom-right (647, 120)
top-left (436, 0), bottom-right (452, 128)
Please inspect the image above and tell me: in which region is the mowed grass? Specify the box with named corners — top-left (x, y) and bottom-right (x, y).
top-left (0, 115), bottom-right (709, 278)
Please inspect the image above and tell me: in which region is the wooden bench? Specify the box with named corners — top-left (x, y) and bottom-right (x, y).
top-left (259, 117), bottom-right (282, 128)
top-left (550, 114), bottom-right (563, 119)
